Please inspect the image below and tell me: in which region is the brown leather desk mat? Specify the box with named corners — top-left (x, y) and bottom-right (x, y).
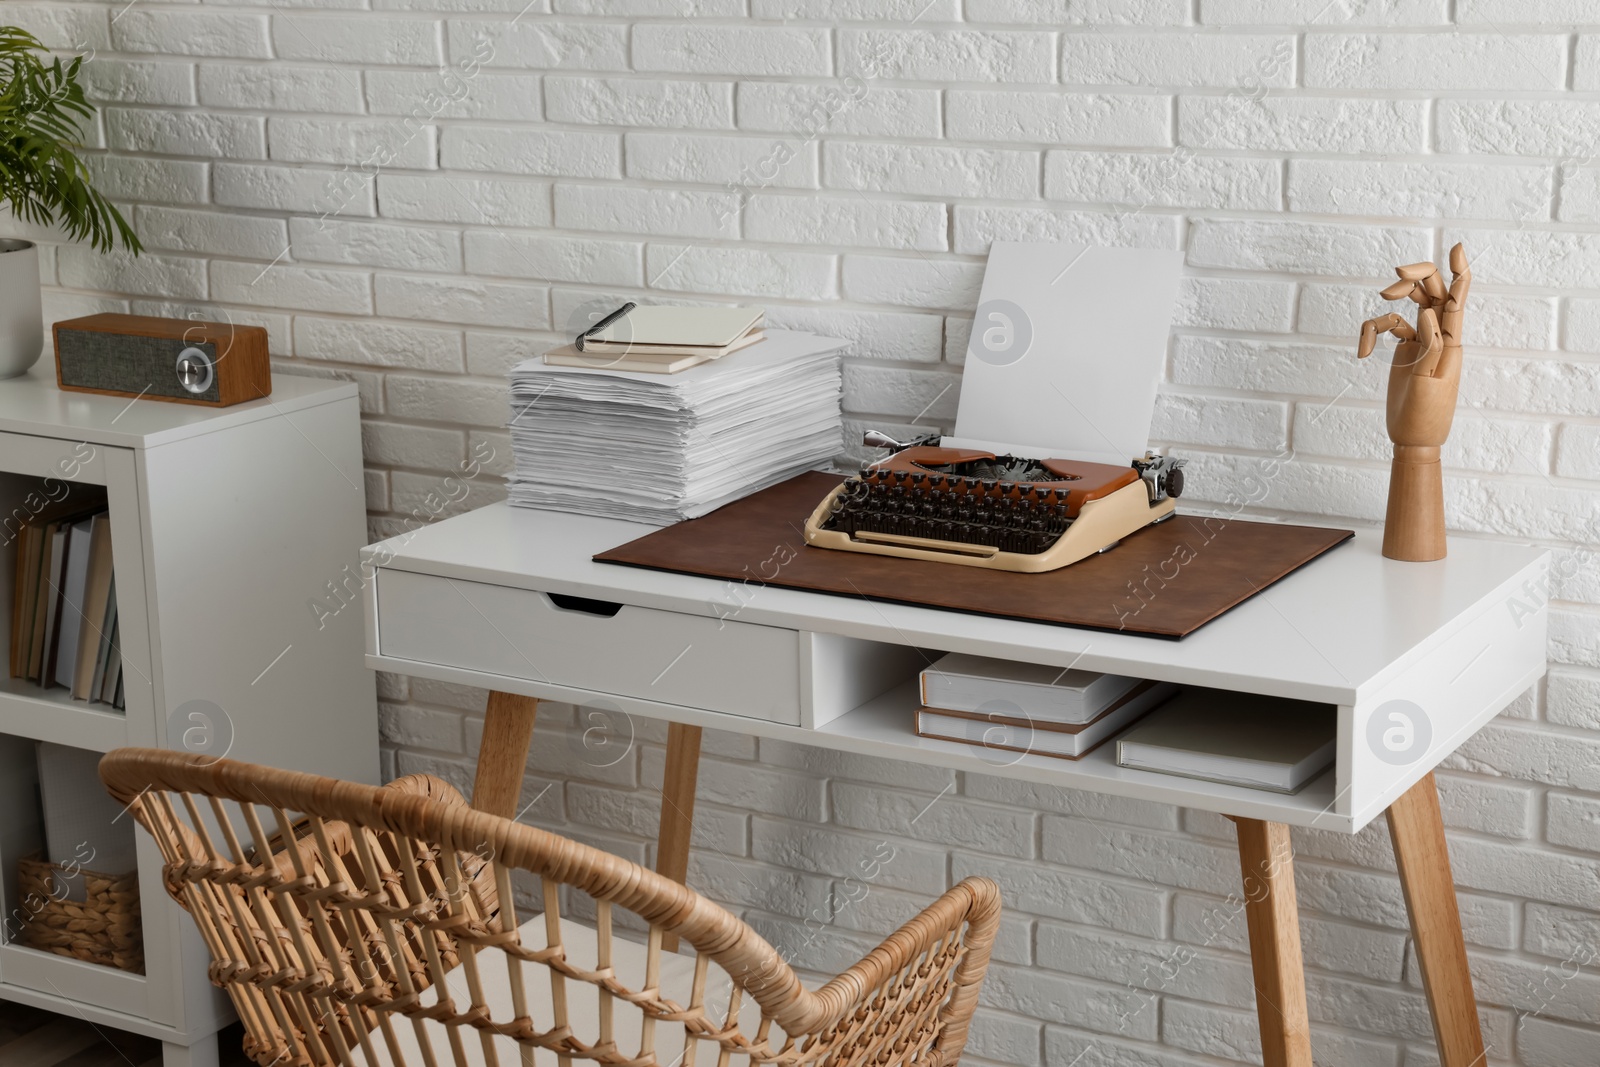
top-left (595, 471), bottom-right (1354, 639)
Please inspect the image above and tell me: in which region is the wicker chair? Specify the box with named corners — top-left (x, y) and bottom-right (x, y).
top-left (100, 748), bottom-right (1001, 1067)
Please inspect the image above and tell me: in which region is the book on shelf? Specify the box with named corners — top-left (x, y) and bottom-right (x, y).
top-left (7, 489), bottom-right (121, 706)
top-left (52, 515), bottom-right (96, 690)
top-left (1115, 689), bottom-right (1336, 794)
top-left (39, 521), bottom-right (69, 684)
top-left (26, 523), bottom-right (53, 681)
top-left (916, 680), bottom-right (1177, 761)
top-left (107, 621), bottom-right (124, 708)
top-left (13, 490), bottom-right (108, 682)
top-left (920, 651), bottom-right (1143, 725)
top-left (9, 523), bottom-right (43, 677)
top-left (90, 575), bottom-right (117, 703)
top-left (73, 515), bottom-right (114, 700)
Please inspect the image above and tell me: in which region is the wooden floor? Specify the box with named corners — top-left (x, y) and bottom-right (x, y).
top-left (0, 1000), bottom-right (250, 1067)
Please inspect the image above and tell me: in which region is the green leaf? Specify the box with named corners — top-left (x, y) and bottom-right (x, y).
top-left (0, 25), bottom-right (141, 254)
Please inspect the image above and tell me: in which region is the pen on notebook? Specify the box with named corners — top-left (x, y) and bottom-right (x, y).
top-left (575, 301), bottom-right (636, 351)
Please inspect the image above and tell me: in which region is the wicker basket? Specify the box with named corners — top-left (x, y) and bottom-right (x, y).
top-left (13, 852), bottom-right (143, 974)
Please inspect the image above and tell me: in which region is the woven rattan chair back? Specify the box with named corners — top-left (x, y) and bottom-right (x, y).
top-left (101, 748), bottom-right (1000, 1067)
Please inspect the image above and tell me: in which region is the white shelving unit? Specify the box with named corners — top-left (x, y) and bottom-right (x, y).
top-left (0, 364), bottom-right (379, 1067)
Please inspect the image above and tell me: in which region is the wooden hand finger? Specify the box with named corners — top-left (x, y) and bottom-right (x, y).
top-left (1381, 278), bottom-right (1416, 301)
top-left (1446, 244), bottom-right (1471, 346)
top-left (1358, 313), bottom-right (1415, 357)
top-left (1396, 262), bottom-right (1438, 282)
top-left (1414, 308), bottom-right (1444, 377)
top-left (1422, 270), bottom-right (1447, 302)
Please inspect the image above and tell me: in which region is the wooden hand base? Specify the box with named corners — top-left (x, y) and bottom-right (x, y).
top-left (1384, 445), bottom-right (1447, 562)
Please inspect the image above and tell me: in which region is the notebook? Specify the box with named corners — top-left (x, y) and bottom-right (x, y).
top-left (917, 680), bottom-right (1176, 761)
top-left (1115, 689), bottom-right (1336, 794)
top-left (920, 652), bottom-right (1142, 725)
top-left (548, 306), bottom-right (766, 373)
top-left (543, 329), bottom-right (764, 373)
top-left (586, 305), bottom-right (763, 349)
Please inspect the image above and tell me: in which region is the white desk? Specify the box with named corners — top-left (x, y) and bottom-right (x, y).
top-left (362, 500), bottom-right (1548, 1067)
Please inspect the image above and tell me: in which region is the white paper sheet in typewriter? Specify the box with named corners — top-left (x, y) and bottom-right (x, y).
top-left (947, 242), bottom-right (1184, 467)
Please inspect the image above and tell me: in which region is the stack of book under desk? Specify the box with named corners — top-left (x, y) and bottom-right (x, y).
top-left (917, 653), bottom-right (1175, 760)
top-left (917, 653), bottom-right (1335, 793)
top-left (8, 489), bottom-right (124, 709)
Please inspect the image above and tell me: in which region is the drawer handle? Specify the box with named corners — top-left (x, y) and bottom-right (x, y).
top-left (546, 593), bottom-right (624, 617)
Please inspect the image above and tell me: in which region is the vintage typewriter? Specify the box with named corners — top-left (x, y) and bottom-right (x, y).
top-left (803, 432), bottom-right (1186, 573)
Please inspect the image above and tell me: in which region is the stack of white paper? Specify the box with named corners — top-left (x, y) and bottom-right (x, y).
top-left (507, 329), bottom-right (846, 525)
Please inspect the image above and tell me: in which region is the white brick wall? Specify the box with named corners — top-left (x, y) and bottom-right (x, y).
top-left (9, 4), bottom-right (1600, 1064)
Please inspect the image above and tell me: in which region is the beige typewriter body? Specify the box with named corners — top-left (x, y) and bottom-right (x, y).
top-left (803, 443), bottom-right (1181, 573)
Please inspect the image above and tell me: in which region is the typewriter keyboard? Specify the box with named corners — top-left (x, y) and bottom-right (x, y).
top-left (820, 467), bottom-right (1075, 556)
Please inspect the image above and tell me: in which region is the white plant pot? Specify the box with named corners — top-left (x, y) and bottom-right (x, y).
top-left (0, 239), bottom-right (46, 379)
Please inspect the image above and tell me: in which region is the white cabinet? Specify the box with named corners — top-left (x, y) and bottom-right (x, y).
top-left (0, 365), bottom-right (378, 1067)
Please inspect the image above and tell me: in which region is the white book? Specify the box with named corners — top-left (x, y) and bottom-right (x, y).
top-left (52, 516), bottom-right (96, 689)
top-left (920, 652), bottom-right (1142, 725)
top-left (917, 681), bottom-right (1176, 760)
top-left (1116, 689), bottom-right (1336, 794)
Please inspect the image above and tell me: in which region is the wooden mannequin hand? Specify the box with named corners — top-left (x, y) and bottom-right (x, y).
top-left (1386, 308), bottom-right (1460, 451)
top-left (1356, 243), bottom-right (1468, 562)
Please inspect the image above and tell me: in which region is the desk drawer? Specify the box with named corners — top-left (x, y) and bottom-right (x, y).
top-left (375, 570), bottom-right (801, 724)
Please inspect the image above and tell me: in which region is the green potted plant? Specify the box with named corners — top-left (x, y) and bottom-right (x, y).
top-left (1, 27), bottom-right (139, 378)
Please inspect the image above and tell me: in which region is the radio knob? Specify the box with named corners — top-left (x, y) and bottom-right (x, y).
top-left (175, 347), bottom-right (214, 394)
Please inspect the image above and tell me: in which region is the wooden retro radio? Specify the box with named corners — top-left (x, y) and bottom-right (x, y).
top-left (803, 431), bottom-right (1187, 573)
top-left (53, 313), bottom-right (271, 407)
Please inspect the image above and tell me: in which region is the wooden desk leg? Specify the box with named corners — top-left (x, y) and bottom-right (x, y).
top-left (471, 691), bottom-right (539, 819)
top-left (657, 722), bottom-right (702, 953)
top-left (1234, 818), bottom-right (1313, 1067)
top-left (1387, 773), bottom-right (1486, 1067)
